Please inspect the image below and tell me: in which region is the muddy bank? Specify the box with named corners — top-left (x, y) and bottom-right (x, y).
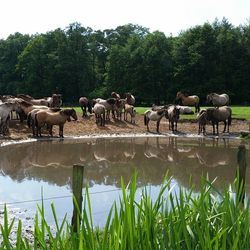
top-left (0, 114), bottom-right (249, 145)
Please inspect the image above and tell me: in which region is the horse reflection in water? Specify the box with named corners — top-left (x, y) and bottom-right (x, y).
top-left (195, 138), bottom-right (232, 168)
top-left (93, 138), bottom-right (136, 163)
top-left (0, 138), bottom-right (247, 192)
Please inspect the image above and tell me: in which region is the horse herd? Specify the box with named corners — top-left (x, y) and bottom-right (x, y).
top-left (145, 92), bottom-right (231, 135)
top-left (0, 91), bottom-right (232, 138)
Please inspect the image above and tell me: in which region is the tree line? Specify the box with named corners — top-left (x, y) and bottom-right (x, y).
top-left (0, 18), bottom-right (249, 105)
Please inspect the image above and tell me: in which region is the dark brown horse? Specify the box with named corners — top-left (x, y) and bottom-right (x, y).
top-left (205, 106), bottom-right (232, 135)
top-left (79, 97), bottom-right (92, 117)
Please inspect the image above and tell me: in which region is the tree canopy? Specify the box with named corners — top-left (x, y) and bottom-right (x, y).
top-left (0, 19), bottom-right (249, 105)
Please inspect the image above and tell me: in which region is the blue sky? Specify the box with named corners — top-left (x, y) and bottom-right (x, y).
top-left (0, 0), bottom-right (249, 39)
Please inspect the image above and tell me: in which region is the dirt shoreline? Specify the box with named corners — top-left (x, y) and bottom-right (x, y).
top-left (0, 113), bottom-right (249, 144)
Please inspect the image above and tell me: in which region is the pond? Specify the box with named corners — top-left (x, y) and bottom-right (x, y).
top-left (0, 137), bottom-right (248, 228)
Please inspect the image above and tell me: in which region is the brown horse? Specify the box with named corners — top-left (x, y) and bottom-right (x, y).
top-left (176, 91), bottom-right (200, 113)
top-left (34, 108), bottom-right (78, 138)
top-left (17, 94), bottom-right (50, 106)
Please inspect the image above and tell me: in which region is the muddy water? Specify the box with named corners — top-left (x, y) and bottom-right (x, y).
top-left (0, 137), bottom-right (249, 228)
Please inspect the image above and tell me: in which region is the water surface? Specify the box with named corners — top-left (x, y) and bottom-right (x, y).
top-left (0, 137), bottom-right (248, 227)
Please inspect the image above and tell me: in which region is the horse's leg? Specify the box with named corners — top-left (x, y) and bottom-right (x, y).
top-left (147, 119), bottom-right (150, 131)
top-left (49, 125), bottom-right (53, 136)
top-left (171, 122), bottom-right (174, 132)
top-left (36, 126), bottom-right (41, 137)
top-left (59, 124), bottom-right (64, 138)
top-left (212, 122), bottom-right (215, 135)
top-left (80, 106), bottom-right (84, 117)
top-left (216, 122), bottom-right (219, 135)
top-left (103, 113), bottom-right (105, 126)
top-left (223, 121), bottom-right (227, 133)
top-left (32, 120), bottom-right (36, 136)
top-left (156, 120), bottom-right (160, 133)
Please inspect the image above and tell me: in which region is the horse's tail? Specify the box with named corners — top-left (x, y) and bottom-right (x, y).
top-left (144, 114), bottom-right (147, 125)
top-left (27, 113), bottom-right (32, 128)
top-left (34, 113), bottom-right (38, 128)
top-left (228, 110), bottom-right (232, 126)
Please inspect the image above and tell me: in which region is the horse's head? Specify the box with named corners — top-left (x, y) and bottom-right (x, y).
top-left (206, 93), bottom-right (214, 103)
top-left (52, 94), bottom-right (62, 107)
top-left (70, 109), bottom-right (78, 121)
top-left (176, 92), bottom-right (183, 100)
top-left (205, 108), bottom-right (215, 121)
top-left (63, 108), bottom-right (78, 121)
top-left (174, 106), bottom-right (180, 119)
top-left (111, 92), bottom-right (120, 99)
top-left (106, 98), bottom-right (116, 105)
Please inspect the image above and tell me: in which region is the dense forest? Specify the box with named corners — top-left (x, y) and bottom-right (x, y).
top-left (0, 18), bottom-right (249, 105)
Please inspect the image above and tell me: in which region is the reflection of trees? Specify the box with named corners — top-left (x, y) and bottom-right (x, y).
top-left (0, 138), bottom-right (248, 192)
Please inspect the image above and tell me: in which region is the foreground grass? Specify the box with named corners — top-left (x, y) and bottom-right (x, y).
top-left (1, 175), bottom-right (250, 249)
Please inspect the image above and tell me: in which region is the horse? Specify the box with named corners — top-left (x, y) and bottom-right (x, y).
top-left (95, 98), bottom-right (118, 120)
top-left (125, 92), bottom-right (135, 106)
top-left (17, 99), bottom-right (50, 122)
top-left (0, 101), bottom-right (20, 135)
top-left (167, 105), bottom-right (180, 132)
top-left (79, 97), bottom-right (92, 117)
top-left (205, 106), bottom-right (232, 135)
top-left (151, 104), bottom-right (172, 111)
top-left (144, 109), bottom-right (168, 133)
top-left (46, 94), bottom-right (62, 108)
top-left (115, 98), bottom-right (126, 120)
top-left (34, 108), bottom-right (77, 137)
top-left (206, 93), bottom-right (230, 106)
top-left (93, 103), bottom-right (105, 126)
top-left (111, 92), bottom-right (121, 99)
top-left (27, 107), bottom-right (61, 136)
top-left (17, 94), bottom-right (50, 106)
top-left (176, 105), bottom-right (194, 114)
top-left (176, 91), bottom-right (200, 113)
top-left (124, 104), bottom-right (136, 124)
top-left (197, 110), bottom-right (207, 135)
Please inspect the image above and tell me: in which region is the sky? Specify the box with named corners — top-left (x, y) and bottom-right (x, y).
top-left (0, 0), bottom-right (249, 39)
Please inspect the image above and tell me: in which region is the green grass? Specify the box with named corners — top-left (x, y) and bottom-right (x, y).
top-left (1, 174), bottom-right (250, 249)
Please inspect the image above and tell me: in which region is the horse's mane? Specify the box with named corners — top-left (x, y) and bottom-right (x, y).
top-left (106, 98), bottom-right (116, 105)
top-left (49, 108), bottom-right (61, 112)
top-left (17, 94), bottom-right (33, 100)
top-left (157, 109), bottom-right (165, 116)
top-left (18, 99), bottom-right (33, 107)
top-left (61, 108), bottom-right (74, 116)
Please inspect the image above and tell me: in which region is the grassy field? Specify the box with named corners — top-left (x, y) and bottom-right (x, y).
top-left (135, 106), bottom-right (250, 120)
